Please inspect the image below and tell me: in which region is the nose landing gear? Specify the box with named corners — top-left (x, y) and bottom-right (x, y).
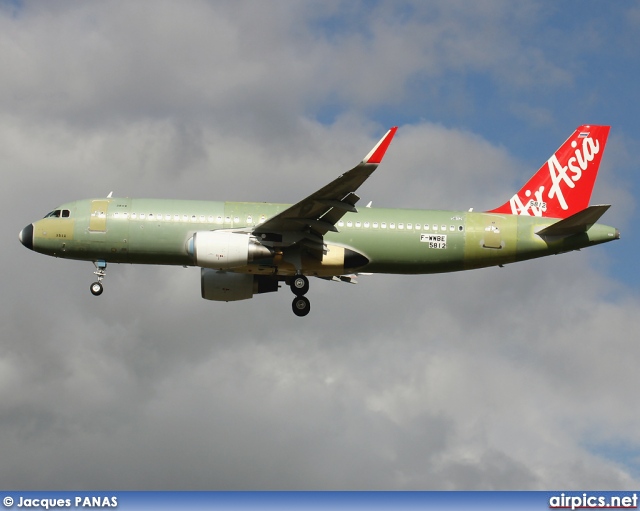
top-left (90, 261), bottom-right (107, 296)
top-left (290, 275), bottom-right (310, 317)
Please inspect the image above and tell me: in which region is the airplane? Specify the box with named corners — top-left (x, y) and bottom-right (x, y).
top-left (19, 124), bottom-right (619, 317)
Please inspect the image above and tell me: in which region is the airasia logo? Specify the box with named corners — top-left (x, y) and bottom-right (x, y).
top-left (508, 135), bottom-right (601, 216)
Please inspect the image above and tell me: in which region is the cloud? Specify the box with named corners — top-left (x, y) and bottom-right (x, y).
top-left (1, 0), bottom-right (638, 491)
top-left (0, 0), bottom-right (574, 129)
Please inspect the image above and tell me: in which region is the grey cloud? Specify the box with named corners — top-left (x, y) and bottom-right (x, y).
top-left (0, 0), bottom-right (574, 130)
top-left (4, 112), bottom-right (637, 490)
top-left (1, 0), bottom-right (638, 492)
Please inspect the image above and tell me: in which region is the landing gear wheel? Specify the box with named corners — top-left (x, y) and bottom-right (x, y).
top-left (290, 275), bottom-right (309, 296)
top-left (91, 261), bottom-right (107, 296)
top-left (90, 282), bottom-right (104, 296)
top-left (292, 296), bottom-right (310, 317)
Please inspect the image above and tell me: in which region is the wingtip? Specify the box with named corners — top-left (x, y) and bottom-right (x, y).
top-left (363, 126), bottom-right (398, 164)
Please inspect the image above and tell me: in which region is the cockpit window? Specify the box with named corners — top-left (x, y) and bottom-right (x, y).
top-left (43, 209), bottom-right (70, 218)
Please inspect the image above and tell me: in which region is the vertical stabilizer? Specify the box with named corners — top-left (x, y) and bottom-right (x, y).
top-left (489, 125), bottom-right (610, 218)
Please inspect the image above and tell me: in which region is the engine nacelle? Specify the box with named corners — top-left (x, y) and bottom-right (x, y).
top-left (201, 269), bottom-right (279, 301)
top-left (187, 231), bottom-right (272, 269)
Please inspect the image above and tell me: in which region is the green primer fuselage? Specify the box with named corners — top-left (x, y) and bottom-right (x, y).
top-left (30, 197), bottom-right (619, 276)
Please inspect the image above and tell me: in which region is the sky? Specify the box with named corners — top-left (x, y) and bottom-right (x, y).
top-left (1, 0), bottom-right (639, 490)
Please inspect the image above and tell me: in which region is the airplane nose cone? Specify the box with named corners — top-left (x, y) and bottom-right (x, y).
top-left (19, 224), bottom-right (33, 250)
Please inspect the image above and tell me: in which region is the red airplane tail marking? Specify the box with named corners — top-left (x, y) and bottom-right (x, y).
top-left (489, 125), bottom-right (610, 219)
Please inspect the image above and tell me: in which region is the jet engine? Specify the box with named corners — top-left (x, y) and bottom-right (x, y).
top-left (187, 231), bottom-right (273, 269)
top-left (201, 269), bottom-right (279, 301)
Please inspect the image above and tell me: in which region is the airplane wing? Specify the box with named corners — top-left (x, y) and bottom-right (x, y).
top-left (253, 127), bottom-right (397, 244)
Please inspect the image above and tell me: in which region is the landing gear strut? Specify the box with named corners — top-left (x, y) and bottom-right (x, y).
top-left (90, 261), bottom-right (107, 296)
top-left (289, 274), bottom-right (310, 317)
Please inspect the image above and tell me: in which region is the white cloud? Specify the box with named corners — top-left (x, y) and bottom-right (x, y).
top-left (1, 0), bottom-right (637, 491)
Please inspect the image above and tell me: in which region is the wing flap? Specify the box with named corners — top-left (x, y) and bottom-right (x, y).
top-left (317, 273), bottom-right (367, 284)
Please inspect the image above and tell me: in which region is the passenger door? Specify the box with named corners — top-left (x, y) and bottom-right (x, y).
top-left (89, 200), bottom-right (110, 232)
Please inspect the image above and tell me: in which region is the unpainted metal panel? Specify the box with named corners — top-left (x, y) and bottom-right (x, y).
top-left (89, 200), bottom-right (110, 232)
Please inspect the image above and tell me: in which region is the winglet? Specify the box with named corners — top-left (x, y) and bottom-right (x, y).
top-left (363, 127), bottom-right (398, 164)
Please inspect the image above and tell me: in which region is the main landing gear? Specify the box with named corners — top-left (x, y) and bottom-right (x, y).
top-left (290, 275), bottom-right (310, 317)
top-left (90, 261), bottom-right (107, 296)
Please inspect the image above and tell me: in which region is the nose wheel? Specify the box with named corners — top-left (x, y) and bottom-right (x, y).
top-left (289, 275), bottom-right (310, 317)
top-left (90, 260), bottom-right (107, 296)
top-left (90, 281), bottom-right (104, 296)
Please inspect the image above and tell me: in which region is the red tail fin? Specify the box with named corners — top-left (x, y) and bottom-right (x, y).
top-left (489, 125), bottom-right (610, 218)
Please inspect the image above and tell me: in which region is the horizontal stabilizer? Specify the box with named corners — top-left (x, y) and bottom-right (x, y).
top-left (537, 205), bottom-right (611, 238)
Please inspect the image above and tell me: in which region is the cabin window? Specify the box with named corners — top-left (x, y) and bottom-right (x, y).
top-left (123, 212), bottom-right (128, 219)
top-left (407, 223), bottom-right (412, 230)
top-left (364, 221), bottom-right (370, 228)
top-left (247, 216), bottom-right (252, 224)
top-left (355, 221), bottom-right (361, 228)
top-left (373, 222), bottom-right (378, 228)
top-left (390, 222), bottom-right (396, 229)
top-left (225, 216), bottom-right (231, 224)
top-left (459, 225), bottom-right (464, 231)
top-left (441, 225), bottom-right (446, 231)
top-left (433, 225), bottom-right (438, 231)
top-left (398, 223), bottom-right (404, 230)
top-left (381, 222), bottom-right (387, 229)
top-left (338, 221), bottom-right (344, 227)
top-left (450, 225), bottom-right (454, 231)
top-left (347, 221), bottom-right (353, 228)
top-left (140, 213), bottom-right (146, 219)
